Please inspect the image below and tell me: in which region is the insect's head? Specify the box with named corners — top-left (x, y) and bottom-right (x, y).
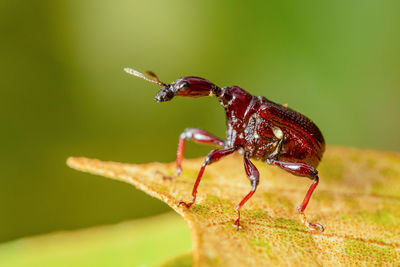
top-left (124, 68), bottom-right (220, 102)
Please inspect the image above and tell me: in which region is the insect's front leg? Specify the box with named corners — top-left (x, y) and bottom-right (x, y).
top-left (177, 147), bottom-right (236, 208)
top-left (162, 128), bottom-right (225, 180)
top-left (267, 159), bottom-right (324, 232)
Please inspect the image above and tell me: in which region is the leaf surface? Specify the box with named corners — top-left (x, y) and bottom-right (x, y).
top-left (67, 146), bottom-right (400, 266)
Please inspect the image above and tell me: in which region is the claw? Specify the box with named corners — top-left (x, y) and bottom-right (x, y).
top-left (177, 201), bottom-right (193, 208)
top-left (234, 206), bottom-right (241, 230)
top-left (234, 219), bottom-right (241, 230)
top-left (298, 210), bottom-right (324, 233)
top-left (309, 222), bottom-right (324, 232)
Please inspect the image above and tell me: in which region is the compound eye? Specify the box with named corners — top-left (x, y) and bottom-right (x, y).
top-left (178, 81), bottom-right (190, 91)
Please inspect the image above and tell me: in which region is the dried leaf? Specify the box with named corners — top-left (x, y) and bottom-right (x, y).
top-left (67, 146), bottom-right (400, 266)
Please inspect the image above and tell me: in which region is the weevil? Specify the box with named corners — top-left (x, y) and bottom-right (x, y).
top-left (124, 68), bottom-right (325, 232)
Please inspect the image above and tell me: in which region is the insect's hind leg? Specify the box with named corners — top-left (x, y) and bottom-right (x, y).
top-left (267, 159), bottom-right (324, 232)
top-left (162, 128), bottom-right (225, 180)
top-left (234, 153), bottom-right (260, 230)
top-left (298, 175), bottom-right (323, 231)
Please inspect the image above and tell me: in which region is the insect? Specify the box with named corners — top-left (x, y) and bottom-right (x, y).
top-left (124, 67), bottom-right (325, 232)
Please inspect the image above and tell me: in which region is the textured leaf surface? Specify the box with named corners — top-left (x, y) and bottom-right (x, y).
top-left (67, 146), bottom-right (400, 266)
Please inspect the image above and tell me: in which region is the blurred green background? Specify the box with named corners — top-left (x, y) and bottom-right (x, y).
top-left (1, 0), bottom-right (399, 243)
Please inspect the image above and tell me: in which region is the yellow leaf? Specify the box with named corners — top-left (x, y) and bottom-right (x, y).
top-left (67, 146), bottom-right (400, 266)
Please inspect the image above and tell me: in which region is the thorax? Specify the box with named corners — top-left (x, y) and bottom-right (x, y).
top-left (222, 94), bottom-right (278, 160)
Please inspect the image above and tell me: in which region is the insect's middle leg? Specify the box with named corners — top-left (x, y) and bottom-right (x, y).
top-left (177, 147), bottom-right (236, 208)
top-left (234, 153), bottom-right (260, 230)
top-left (268, 159), bottom-right (324, 232)
top-left (164, 128), bottom-right (225, 180)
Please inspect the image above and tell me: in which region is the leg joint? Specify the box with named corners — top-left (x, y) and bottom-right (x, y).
top-left (181, 128), bottom-right (194, 139)
top-left (204, 155), bottom-right (212, 165)
top-left (204, 149), bottom-right (219, 165)
top-left (310, 170), bottom-right (319, 180)
top-left (249, 175), bottom-right (259, 188)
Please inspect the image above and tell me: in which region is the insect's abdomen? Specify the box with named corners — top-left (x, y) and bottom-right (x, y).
top-left (260, 99), bottom-right (325, 167)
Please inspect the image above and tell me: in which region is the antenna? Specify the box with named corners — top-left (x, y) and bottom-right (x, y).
top-left (124, 68), bottom-right (167, 87)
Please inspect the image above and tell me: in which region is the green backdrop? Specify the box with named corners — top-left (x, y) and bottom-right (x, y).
top-left (1, 0), bottom-right (399, 242)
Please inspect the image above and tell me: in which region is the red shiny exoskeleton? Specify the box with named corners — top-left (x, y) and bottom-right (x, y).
top-left (125, 68), bottom-right (325, 232)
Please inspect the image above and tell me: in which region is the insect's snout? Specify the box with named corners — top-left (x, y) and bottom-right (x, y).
top-left (155, 86), bottom-right (175, 102)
